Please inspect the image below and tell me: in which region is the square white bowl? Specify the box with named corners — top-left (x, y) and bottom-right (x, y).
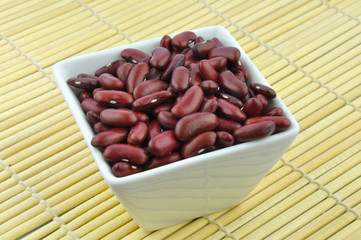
top-left (53, 25), bottom-right (299, 231)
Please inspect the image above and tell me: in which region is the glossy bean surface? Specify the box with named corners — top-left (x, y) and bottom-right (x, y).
top-left (103, 144), bottom-right (149, 164)
top-left (181, 131), bottom-right (217, 159)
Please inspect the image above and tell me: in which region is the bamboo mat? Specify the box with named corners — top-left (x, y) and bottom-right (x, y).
top-left (1, 0), bottom-right (361, 239)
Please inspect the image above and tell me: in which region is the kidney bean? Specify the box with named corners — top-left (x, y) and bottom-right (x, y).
top-left (171, 85), bottom-right (204, 118)
top-left (195, 36), bottom-right (205, 43)
top-left (133, 111), bottom-right (149, 123)
top-left (133, 79), bottom-right (169, 99)
top-left (233, 121), bottom-right (276, 142)
top-left (216, 117), bottom-right (242, 133)
top-left (67, 77), bottom-right (99, 90)
top-left (174, 112), bottom-right (218, 141)
top-left (116, 62), bottom-right (134, 83)
top-left (157, 111), bottom-right (178, 129)
top-left (170, 66), bottom-right (190, 92)
top-left (86, 111), bottom-right (100, 126)
top-left (103, 143), bottom-right (149, 164)
top-left (147, 67), bottom-right (162, 80)
top-left (77, 73), bottom-right (100, 80)
top-left (198, 59), bottom-right (219, 82)
top-left (152, 101), bottom-right (173, 116)
top-left (126, 62), bottom-right (150, 94)
top-left (148, 130), bottom-right (181, 157)
top-left (161, 54), bottom-right (185, 81)
top-left (171, 31), bottom-right (197, 50)
top-left (91, 128), bottom-right (128, 147)
top-left (81, 98), bottom-right (107, 114)
top-left (95, 59), bottom-right (126, 76)
top-left (250, 82), bottom-right (276, 99)
top-left (217, 98), bottom-right (246, 122)
top-left (79, 90), bottom-right (92, 102)
top-left (100, 108), bottom-right (138, 127)
top-left (212, 37), bottom-right (222, 47)
top-left (145, 152), bottom-right (181, 170)
top-left (112, 161), bottom-right (142, 177)
top-left (160, 34), bottom-right (173, 52)
top-left (189, 63), bottom-right (202, 86)
top-left (99, 73), bottom-right (124, 90)
top-left (208, 56), bottom-right (227, 72)
top-left (242, 97), bottom-right (263, 117)
top-left (192, 39), bottom-right (217, 59)
top-left (200, 98), bottom-right (218, 113)
top-left (121, 48), bottom-right (149, 64)
top-left (264, 107), bottom-right (283, 116)
top-left (234, 72), bottom-right (246, 83)
top-left (94, 90), bottom-right (134, 108)
top-left (132, 90), bottom-right (174, 112)
top-left (244, 116), bottom-right (291, 132)
top-left (147, 119), bottom-right (162, 139)
top-left (216, 131), bottom-right (234, 148)
top-left (217, 92), bottom-right (243, 108)
top-left (127, 121), bottom-right (148, 145)
top-left (200, 80), bottom-right (219, 94)
top-left (208, 47), bottom-right (240, 64)
top-left (254, 94), bottom-right (268, 111)
top-left (94, 122), bottom-right (112, 133)
top-left (150, 47), bottom-right (171, 69)
top-left (181, 131), bottom-right (217, 159)
top-left (219, 70), bottom-right (248, 97)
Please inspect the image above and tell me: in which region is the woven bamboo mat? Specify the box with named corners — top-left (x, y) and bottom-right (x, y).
top-left (1, 0), bottom-right (361, 239)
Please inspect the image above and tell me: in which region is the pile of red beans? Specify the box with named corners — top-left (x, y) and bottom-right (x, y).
top-left (67, 31), bottom-right (291, 177)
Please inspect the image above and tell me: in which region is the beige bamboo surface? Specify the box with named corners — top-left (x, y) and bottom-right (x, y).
top-left (1, 0), bottom-right (361, 239)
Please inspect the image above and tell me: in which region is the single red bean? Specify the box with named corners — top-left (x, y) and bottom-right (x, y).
top-left (217, 99), bottom-right (247, 122)
top-left (181, 131), bottom-right (217, 159)
top-left (234, 72), bottom-right (246, 83)
top-left (126, 62), bottom-right (150, 94)
top-left (93, 90), bottom-right (134, 108)
top-left (121, 48), bottom-right (149, 64)
top-left (250, 83), bottom-right (277, 99)
top-left (219, 70), bottom-right (248, 97)
top-left (152, 101), bottom-right (173, 116)
top-left (195, 36), bottom-right (205, 43)
top-left (132, 90), bottom-right (174, 112)
top-left (217, 92), bottom-right (244, 108)
top-left (264, 107), bottom-right (284, 116)
top-left (208, 56), bottom-right (228, 72)
top-left (103, 143), bottom-right (149, 164)
top-left (200, 98), bottom-right (218, 113)
top-left (116, 63), bottom-right (134, 83)
top-left (133, 111), bottom-right (150, 123)
top-left (79, 90), bottom-right (92, 102)
top-left (192, 40), bottom-right (217, 59)
top-left (212, 37), bottom-right (222, 47)
top-left (94, 122), bottom-right (112, 133)
top-left (157, 111), bottom-right (178, 129)
top-left (86, 111), bottom-right (100, 125)
top-left (112, 161), bottom-right (142, 177)
top-left (133, 79), bottom-right (169, 99)
top-left (91, 128), bottom-right (128, 147)
top-left (171, 85), bottom-right (204, 118)
top-left (95, 59), bottom-right (126, 76)
top-left (161, 54), bottom-right (185, 81)
top-left (99, 73), bottom-right (124, 90)
top-left (233, 121), bottom-right (276, 142)
top-left (147, 119), bottom-right (162, 139)
top-left (92, 87), bottom-right (103, 95)
top-left (127, 121), bottom-right (148, 145)
top-left (67, 77), bottom-right (99, 90)
top-left (189, 63), bottom-right (202, 86)
top-left (81, 98), bottom-right (107, 114)
top-left (174, 112), bottom-right (219, 141)
top-left (160, 35), bottom-right (173, 52)
top-left (170, 66), bottom-right (190, 92)
top-left (200, 80), bottom-right (219, 94)
top-left (242, 97), bottom-right (263, 117)
top-left (147, 67), bottom-right (162, 80)
top-left (148, 130), bottom-right (181, 157)
top-left (216, 117), bottom-right (242, 133)
top-left (198, 59), bottom-right (219, 81)
top-left (244, 116), bottom-right (291, 132)
top-left (145, 152), bottom-right (181, 170)
top-left (77, 73), bottom-right (100, 80)
top-left (183, 48), bottom-right (198, 68)
top-left (100, 108), bottom-right (138, 127)
top-left (208, 47), bottom-right (241, 64)
top-left (216, 131), bottom-right (234, 148)
top-left (171, 31), bottom-right (197, 50)
top-left (254, 94), bottom-right (268, 111)
top-left (150, 47), bottom-right (171, 69)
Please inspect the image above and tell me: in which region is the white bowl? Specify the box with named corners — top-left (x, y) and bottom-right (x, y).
top-left (53, 25), bottom-right (299, 231)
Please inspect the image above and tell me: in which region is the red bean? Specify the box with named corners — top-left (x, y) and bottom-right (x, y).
top-left (147, 119), bottom-right (162, 139)
top-left (79, 90), bottom-right (92, 102)
top-left (112, 161), bottom-right (142, 177)
top-left (100, 108), bottom-right (138, 127)
top-left (81, 98), bottom-right (107, 114)
top-left (189, 63), bottom-right (202, 86)
top-left (161, 54), bottom-right (185, 81)
top-left (157, 111), bottom-right (178, 129)
top-left (133, 111), bottom-right (150, 123)
top-left (264, 107), bottom-right (283, 116)
top-left (254, 94), bottom-right (268, 111)
top-left (170, 66), bottom-right (190, 92)
top-left (103, 143), bottom-right (149, 164)
top-left (145, 152), bottom-right (182, 170)
top-left (94, 90), bottom-right (134, 108)
top-left (121, 48), bottom-right (149, 64)
top-left (148, 130), bottom-right (181, 157)
top-left (216, 131), bottom-right (234, 148)
top-left (95, 59), bottom-right (126, 76)
top-left (216, 117), bottom-right (242, 133)
top-left (174, 112), bottom-right (218, 141)
top-left (99, 73), bottom-right (124, 90)
top-left (133, 79), bottom-right (169, 99)
top-left (242, 97), bottom-right (263, 117)
top-left (200, 80), bottom-right (219, 94)
top-left (67, 77), bottom-right (99, 90)
top-left (152, 101), bottom-right (173, 116)
top-left (217, 98), bottom-right (246, 122)
top-left (208, 47), bottom-right (241, 64)
top-left (126, 62), bottom-right (150, 94)
top-left (132, 90), bottom-right (174, 112)
top-left (250, 83), bottom-right (276, 99)
top-left (219, 70), bottom-right (248, 97)
top-left (217, 92), bottom-right (244, 108)
top-left (86, 111), bottom-right (100, 126)
top-left (198, 59), bottom-right (219, 81)
top-left (91, 128), bottom-right (128, 147)
top-left (94, 122), bottom-right (112, 133)
top-left (233, 121), bottom-right (276, 142)
top-left (200, 98), bottom-right (218, 113)
top-left (183, 48), bottom-right (198, 68)
top-left (192, 40), bottom-right (217, 59)
top-left (171, 85), bottom-right (204, 118)
top-left (160, 35), bottom-right (172, 52)
top-left (244, 116), bottom-right (291, 132)
top-left (127, 121), bottom-right (148, 145)
top-left (181, 131), bottom-right (217, 158)
top-left (208, 56), bottom-right (227, 72)
top-left (212, 37), bottom-right (222, 47)
top-left (150, 47), bottom-right (171, 69)
top-left (171, 31), bottom-right (197, 50)
top-left (116, 63), bottom-right (134, 83)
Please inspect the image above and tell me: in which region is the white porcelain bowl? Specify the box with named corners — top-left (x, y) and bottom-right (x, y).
top-left (53, 25), bottom-right (299, 231)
